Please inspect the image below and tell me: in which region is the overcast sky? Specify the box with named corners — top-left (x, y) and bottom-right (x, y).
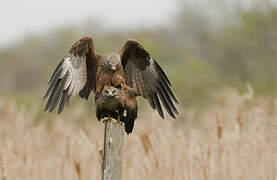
top-left (0, 0), bottom-right (179, 46)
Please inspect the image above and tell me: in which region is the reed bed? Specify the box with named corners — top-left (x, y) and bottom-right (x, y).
top-left (0, 88), bottom-right (276, 180)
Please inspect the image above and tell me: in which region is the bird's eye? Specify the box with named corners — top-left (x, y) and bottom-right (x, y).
top-left (104, 89), bottom-right (109, 94)
top-left (112, 90), bottom-right (116, 94)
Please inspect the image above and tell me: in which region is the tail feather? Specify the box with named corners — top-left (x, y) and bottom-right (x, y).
top-left (124, 119), bottom-right (135, 134)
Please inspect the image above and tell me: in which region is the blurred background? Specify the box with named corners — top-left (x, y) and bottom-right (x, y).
top-left (1, 0), bottom-right (277, 108)
top-left (0, 1), bottom-right (277, 179)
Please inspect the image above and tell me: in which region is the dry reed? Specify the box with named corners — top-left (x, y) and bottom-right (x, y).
top-left (0, 88), bottom-right (276, 180)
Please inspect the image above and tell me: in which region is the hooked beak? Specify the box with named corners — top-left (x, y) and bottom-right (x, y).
top-left (108, 92), bottom-right (113, 95)
top-left (111, 66), bottom-right (116, 70)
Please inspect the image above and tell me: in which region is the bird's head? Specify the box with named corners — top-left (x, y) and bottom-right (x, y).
top-left (103, 52), bottom-right (121, 72)
top-left (102, 86), bottom-right (120, 100)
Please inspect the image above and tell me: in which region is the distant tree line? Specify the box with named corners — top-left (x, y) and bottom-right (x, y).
top-left (0, 1), bottom-right (276, 107)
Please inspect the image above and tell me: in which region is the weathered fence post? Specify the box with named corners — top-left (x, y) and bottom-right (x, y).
top-left (102, 120), bottom-right (124, 180)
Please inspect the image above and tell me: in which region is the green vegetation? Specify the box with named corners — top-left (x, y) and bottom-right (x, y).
top-left (1, 1), bottom-right (277, 107)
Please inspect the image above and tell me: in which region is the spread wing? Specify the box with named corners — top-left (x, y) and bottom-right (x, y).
top-left (120, 40), bottom-right (178, 119)
top-left (43, 36), bottom-right (98, 114)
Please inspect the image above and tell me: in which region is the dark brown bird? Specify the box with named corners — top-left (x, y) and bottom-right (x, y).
top-left (95, 86), bottom-right (138, 134)
top-left (43, 36), bottom-right (178, 119)
top-left (43, 36), bottom-right (126, 114)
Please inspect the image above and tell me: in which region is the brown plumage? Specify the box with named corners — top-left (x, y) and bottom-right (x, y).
top-left (95, 86), bottom-right (138, 134)
top-left (121, 40), bottom-right (179, 119)
top-left (43, 36), bottom-right (178, 120)
top-left (43, 36), bottom-right (126, 114)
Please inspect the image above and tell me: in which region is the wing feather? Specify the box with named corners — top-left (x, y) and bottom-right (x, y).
top-left (43, 68), bottom-right (62, 99)
top-left (157, 88), bottom-right (175, 118)
top-left (121, 40), bottom-right (178, 119)
top-left (48, 60), bottom-right (64, 84)
top-left (58, 89), bottom-right (69, 114)
top-left (152, 93), bottom-right (164, 118)
top-left (44, 36), bottom-right (98, 113)
top-left (48, 78), bottom-right (66, 113)
top-left (44, 79), bottom-right (61, 111)
top-left (158, 80), bottom-right (178, 114)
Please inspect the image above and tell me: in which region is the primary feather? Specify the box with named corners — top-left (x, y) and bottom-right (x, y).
top-left (120, 40), bottom-right (178, 119)
top-left (43, 36), bottom-right (178, 121)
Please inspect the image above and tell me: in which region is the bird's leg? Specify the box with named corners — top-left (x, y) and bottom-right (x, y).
top-left (108, 115), bottom-right (121, 124)
top-left (103, 115), bottom-right (111, 124)
top-left (117, 115), bottom-right (120, 124)
top-left (121, 83), bottom-right (130, 90)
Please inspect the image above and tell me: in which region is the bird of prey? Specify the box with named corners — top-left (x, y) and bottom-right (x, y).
top-left (43, 36), bottom-right (178, 119)
top-left (95, 86), bottom-right (137, 134)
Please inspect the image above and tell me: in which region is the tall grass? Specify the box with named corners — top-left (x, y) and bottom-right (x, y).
top-left (0, 88), bottom-right (276, 179)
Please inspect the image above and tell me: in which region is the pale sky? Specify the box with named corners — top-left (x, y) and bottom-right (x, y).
top-left (0, 0), bottom-right (179, 46)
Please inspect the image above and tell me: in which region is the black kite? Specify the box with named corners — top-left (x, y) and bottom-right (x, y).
top-left (43, 36), bottom-right (178, 119)
top-left (95, 86), bottom-right (137, 134)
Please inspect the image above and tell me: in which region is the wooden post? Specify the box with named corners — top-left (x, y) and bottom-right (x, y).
top-left (102, 119), bottom-right (124, 180)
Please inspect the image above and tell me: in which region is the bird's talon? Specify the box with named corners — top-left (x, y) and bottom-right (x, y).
top-left (120, 83), bottom-right (129, 90)
top-left (103, 115), bottom-right (112, 123)
top-left (117, 116), bottom-right (121, 124)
